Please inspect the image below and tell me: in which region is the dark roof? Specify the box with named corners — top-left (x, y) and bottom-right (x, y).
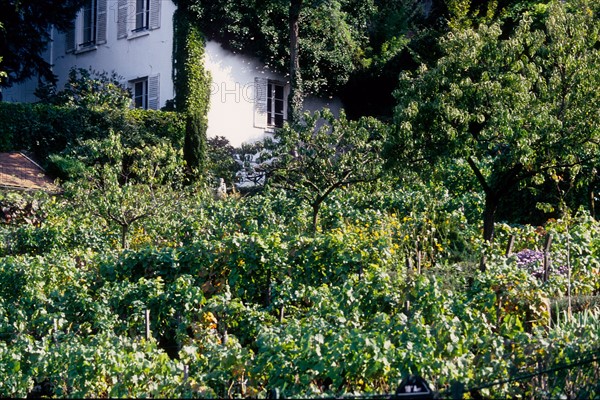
top-left (0, 152), bottom-right (59, 192)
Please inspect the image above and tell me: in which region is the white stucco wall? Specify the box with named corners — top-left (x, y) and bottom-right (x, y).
top-left (204, 40), bottom-right (282, 147)
top-left (204, 40), bottom-right (342, 147)
top-left (54, 0), bottom-right (176, 107)
top-left (3, 0), bottom-right (176, 108)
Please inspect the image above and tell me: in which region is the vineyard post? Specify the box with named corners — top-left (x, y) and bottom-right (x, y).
top-left (505, 235), bottom-right (515, 256)
top-left (479, 255), bottom-right (487, 272)
top-left (53, 318), bottom-right (58, 344)
top-left (405, 254), bottom-right (412, 313)
top-left (415, 240), bottom-right (421, 274)
top-left (145, 309), bottom-right (151, 340)
top-left (542, 234), bottom-right (552, 282)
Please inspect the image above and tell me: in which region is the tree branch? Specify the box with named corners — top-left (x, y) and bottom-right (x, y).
top-left (467, 156), bottom-right (491, 194)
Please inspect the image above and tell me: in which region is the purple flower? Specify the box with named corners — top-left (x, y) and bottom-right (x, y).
top-left (514, 249), bottom-right (567, 279)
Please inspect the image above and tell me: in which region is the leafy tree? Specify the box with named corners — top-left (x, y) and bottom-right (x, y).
top-left (345, 0), bottom-right (555, 119)
top-left (284, 0), bottom-right (374, 122)
top-left (387, 0), bottom-right (600, 243)
top-left (287, 0), bottom-right (304, 124)
top-left (0, 23), bottom-right (6, 85)
top-left (0, 0), bottom-right (86, 86)
top-left (440, 0), bottom-right (554, 30)
top-left (35, 67), bottom-right (132, 110)
top-left (55, 131), bottom-right (185, 249)
top-left (264, 109), bottom-right (387, 232)
top-left (183, 112), bottom-right (208, 180)
top-left (186, 0), bottom-right (374, 122)
top-left (207, 136), bottom-right (240, 188)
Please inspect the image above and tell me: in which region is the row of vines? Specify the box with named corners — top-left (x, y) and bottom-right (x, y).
top-left (1, 1), bottom-right (599, 397)
top-left (0, 181), bottom-right (598, 398)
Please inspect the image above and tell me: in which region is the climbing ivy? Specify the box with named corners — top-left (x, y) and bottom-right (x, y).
top-left (173, 6), bottom-right (211, 180)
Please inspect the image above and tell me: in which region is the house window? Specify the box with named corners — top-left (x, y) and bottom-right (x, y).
top-left (132, 78), bottom-right (148, 109)
top-left (133, 0), bottom-right (150, 32)
top-left (65, 0), bottom-right (107, 53)
top-left (267, 81), bottom-right (285, 128)
top-left (129, 74), bottom-right (160, 110)
top-left (81, 0), bottom-right (97, 47)
top-left (118, 0), bottom-right (161, 39)
top-left (253, 77), bottom-right (288, 129)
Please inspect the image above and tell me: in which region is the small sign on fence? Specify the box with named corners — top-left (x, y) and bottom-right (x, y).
top-left (395, 375), bottom-right (433, 399)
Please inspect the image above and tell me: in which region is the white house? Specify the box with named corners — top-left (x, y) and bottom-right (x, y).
top-left (204, 40), bottom-right (342, 146)
top-left (3, 0), bottom-right (176, 111)
top-left (2, 0), bottom-right (341, 147)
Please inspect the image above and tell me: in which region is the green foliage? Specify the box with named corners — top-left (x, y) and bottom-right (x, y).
top-left (441, 0), bottom-right (554, 30)
top-left (36, 67), bottom-right (132, 110)
top-left (2, 11), bottom-right (600, 390)
top-left (264, 109), bottom-right (387, 232)
top-left (0, 183), bottom-right (599, 397)
top-left (0, 102), bottom-right (84, 156)
top-left (54, 131), bottom-right (186, 249)
top-left (183, 113), bottom-right (208, 179)
top-left (295, 0), bottom-right (373, 95)
top-left (388, 0), bottom-right (600, 241)
top-left (0, 0), bottom-right (86, 86)
top-left (206, 136), bottom-right (240, 188)
top-left (0, 102), bottom-right (184, 160)
top-left (186, 0), bottom-right (374, 96)
top-left (125, 108), bottom-right (186, 149)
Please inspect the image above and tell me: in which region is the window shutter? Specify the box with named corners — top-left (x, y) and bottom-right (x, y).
top-left (65, 25), bottom-right (76, 53)
top-left (96, 0), bottom-right (107, 44)
top-left (254, 77), bottom-right (268, 128)
top-left (149, 0), bottom-right (161, 30)
top-left (148, 74), bottom-right (160, 110)
top-left (117, 0), bottom-right (128, 39)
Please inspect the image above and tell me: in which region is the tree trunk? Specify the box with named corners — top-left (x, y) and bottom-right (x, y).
top-left (483, 195), bottom-right (498, 243)
top-left (590, 188), bottom-right (596, 219)
top-left (311, 202), bottom-right (320, 234)
top-left (467, 158), bottom-right (523, 243)
top-left (288, 0), bottom-right (303, 125)
top-left (121, 224), bottom-right (129, 249)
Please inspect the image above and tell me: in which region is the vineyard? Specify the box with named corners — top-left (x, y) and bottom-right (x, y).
top-left (0, 177), bottom-right (598, 398)
top-left (1, 1), bottom-right (599, 397)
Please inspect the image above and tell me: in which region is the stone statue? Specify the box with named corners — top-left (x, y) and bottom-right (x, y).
top-left (215, 177), bottom-right (228, 200)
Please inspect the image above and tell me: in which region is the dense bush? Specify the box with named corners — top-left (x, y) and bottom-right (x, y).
top-left (0, 102), bottom-right (184, 161)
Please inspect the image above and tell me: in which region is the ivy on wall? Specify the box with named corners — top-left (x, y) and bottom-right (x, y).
top-left (173, 6), bottom-right (211, 181)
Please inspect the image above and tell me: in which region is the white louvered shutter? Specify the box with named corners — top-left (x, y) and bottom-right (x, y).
top-left (117, 0), bottom-right (128, 39)
top-left (254, 77), bottom-right (268, 128)
top-left (65, 25), bottom-right (76, 53)
top-left (149, 0), bottom-right (161, 30)
top-left (96, 0), bottom-right (107, 44)
top-left (148, 74), bottom-right (160, 110)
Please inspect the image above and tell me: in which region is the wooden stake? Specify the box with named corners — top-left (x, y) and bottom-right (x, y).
top-left (505, 235), bottom-right (515, 256)
top-left (543, 234), bottom-right (552, 282)
top-left (145, 309), bottom-right (151, 340)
